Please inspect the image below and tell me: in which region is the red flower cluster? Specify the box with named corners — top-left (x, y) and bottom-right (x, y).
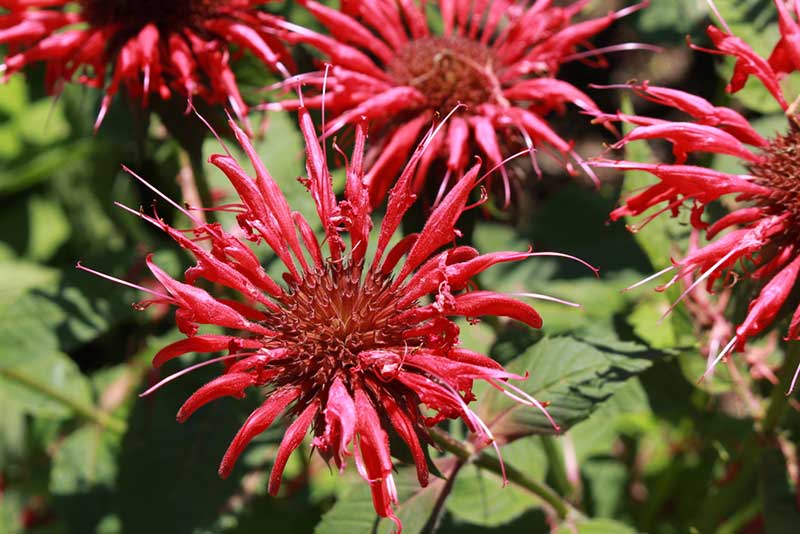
top-left (0, 0), bottom-right (291, 128)
top-left (594, 0), bottom-right (800, 379)
top-left (82, 109), bottom-right (562, 529)
top-left (269, 0), bottom-right (648, 206)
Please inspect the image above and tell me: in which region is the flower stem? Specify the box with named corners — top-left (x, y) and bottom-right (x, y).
top-left (1, 367), bottom-right (127, 435)
top-left (429, 427), bottom-right (580, 521)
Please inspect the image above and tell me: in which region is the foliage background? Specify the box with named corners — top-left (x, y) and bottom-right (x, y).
top-left (1, 1), bottom-right (798, 533)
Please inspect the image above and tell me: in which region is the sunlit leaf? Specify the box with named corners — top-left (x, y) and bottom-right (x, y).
top-left (479, 337), bottom-right (661, 439)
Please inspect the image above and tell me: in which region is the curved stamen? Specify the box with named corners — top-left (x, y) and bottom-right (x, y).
top-left (76, 261), bottom-right (171, 301)
top-left (139, 352), bottom-right (256, 397)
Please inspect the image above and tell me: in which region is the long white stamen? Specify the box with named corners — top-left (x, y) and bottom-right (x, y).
top-left (114, 201), bottom-right (159, 226)
top-left (788, 352), bottom-right (800, 396)
top-left (139, 352), bottom-right (252, 397)
top-left (433, 169), bottom-right (452, 208)
top-left (321, 63), bottom-right (331, 160)
top-left (660, 248), bottom-right (740, 321)
top-left (490, 379), bottom-right (560, 432)
top-left (700, 336), bottom-right (737, 383)
top-left (623, 265), bottom-right (676, 293)
top-left (76, 262), bottom-right (171, 301)
top-left (510, 292), bottom-right (582, 309)
top-left (563, 43), bottom-right (662, 63)
top-left (190, 102), bottom-right (233, 159)
top-left (705, 0), bottom-right (733, 34)
top-left (476, 148), bottom-right (532, 185)
top-left (122, 165), bottom-right (204, 227)
top-left (526, 251), bottom-right (600, 277)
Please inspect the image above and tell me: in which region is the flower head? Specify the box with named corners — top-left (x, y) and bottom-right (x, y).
top-left (0, 0), bottom-right (291, 129)
top-left (82, 108), bottom-right (567, 529)
top-left (593, 0), bottom-right (800, 382)
top-left (268, 0), bottom-right (650, 206)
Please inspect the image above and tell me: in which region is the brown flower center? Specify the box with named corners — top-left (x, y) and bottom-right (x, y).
top-left (388, 36), bottom-right (498, 112)
top-left (262, 262), bottom-right (413, 389)
top-left (748, 128), bottom-right (800, 226)
top-left (80, 0), bottom-right (236, 28)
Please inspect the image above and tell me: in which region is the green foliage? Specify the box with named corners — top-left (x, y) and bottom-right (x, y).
top-left (1, 4), bottom-right (798, 533)
top-left (479, 337), bottom-right (660, 438)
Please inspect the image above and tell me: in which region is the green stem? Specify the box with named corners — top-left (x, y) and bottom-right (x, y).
top-left (699, 341), bottom-right (800, 530)
top-left (1, 368), bottom-right (127, 435)
top-left (430, 428), bottom-right (580, 521)
top-left (540, 435), bottom-right (574, 499)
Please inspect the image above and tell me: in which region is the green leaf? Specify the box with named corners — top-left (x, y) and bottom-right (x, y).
top-left (315, 480), bottom-right (377, 534)
top-left (376, 470), bottom-right (446, 534)
top-left (628, 294), bottom-right (678, 350)
top-left (0, 259), bottom-right (138, 354)
top-left (0, 138), bottom-right (97, 195)
top-left (114, 359), bottom-right (254, 534)
top-left (479, 337), bottom-right (661, 439)
top-left (581, 459), bottom-right (628, 519)
top-left (556, 518), bottom-right (638, 534)
top-left (315, 468), bottom-right (447, 534)
top-left (635, 0), bottom-right (708, 35)
top-left (0, 194), bottom-right (71, 261)
top-left (0, 487), bottom-right (23, 534)
top-left (0, 349), bottom-right (93, 420)
top-left (447, 438), bottom-right (546, 527)
top-left (447, 465), bottom-right (534, 528)
top-left (0, 385), bottom-right (26, 467)
top-left (568, 378), bottom-right (652, 463)
top-left (760, 445), bottom-right (800, 533)
top-left (50, 426), bottom-right (118, 533)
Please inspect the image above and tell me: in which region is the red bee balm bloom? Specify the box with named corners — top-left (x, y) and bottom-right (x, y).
top-left (268, 0), bottom-right (649, 206)
top-left (0, 0), bottom-right (291, 128)
top-left (81, 109), bottom-right (563, 529)
top-left (593, 0), bottom-right (800, 382)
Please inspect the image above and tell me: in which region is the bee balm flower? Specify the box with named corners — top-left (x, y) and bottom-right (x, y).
top-left (268, 0), bottom-right (651, 206)
top-left (593, 0), bottom-right (800, 384)
top-left (79, 109), bottom-right (573, 529)
top-left (0, 1), bottom-right (292, 128)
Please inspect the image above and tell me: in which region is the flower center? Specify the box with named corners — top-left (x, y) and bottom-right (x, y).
top-left (748, 128), bottom-right (800, 226)
top-left (79, 0), bottom-right (234, 27)
top-left (262, 262), bottom-right (412, 389)
top-left (388, 36), bottom-right (498, 112)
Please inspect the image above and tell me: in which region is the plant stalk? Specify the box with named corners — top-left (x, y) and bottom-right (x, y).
top-left (1, 367), bottom-right (127, 435)
top-left (429, 427), bottom-right (580, 521)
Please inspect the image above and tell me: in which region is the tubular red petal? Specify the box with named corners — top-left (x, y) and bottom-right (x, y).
top-left (177, 372), bottom-right (258, 422)
top-left (382, 393), bottom-right (429, 487)
top-left (219, 387), bottom-right (300, 479)
top-left (736, 255), bottom-right (800, 347)
top-left (302, 0), bottom-right (394, 63)
top-left (147, 256), bottom-right (273, 336)
top-left (313, 377), bottom-right (356, 469)
top-left (397, 163), bottom-right (481, 281)
top-left (268, 400), bottom-right (319, 495)
top-left (704, 26), bottom-right (788, 109)
top-left (451, 291), bottom-right (543, 329)
top-left (153, 335), bottom-right (261, 368)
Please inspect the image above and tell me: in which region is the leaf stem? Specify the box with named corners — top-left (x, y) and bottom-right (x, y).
top-left (429, 427), bottom-right (580, 521)
top-left (1, 367), bottom-right (127, 435)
